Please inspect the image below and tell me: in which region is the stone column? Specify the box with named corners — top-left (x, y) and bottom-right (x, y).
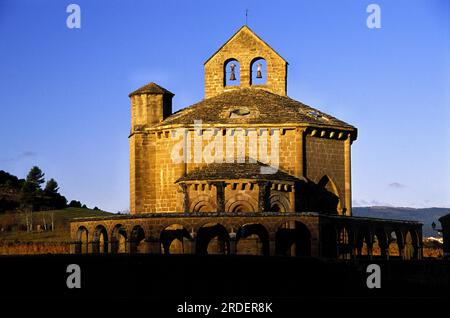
top-left (258, 181), bottom-right (270, 212)
top-left (269, 240), bottom-right (277, 256)
top-left (90, 241), bottom-right (99, 254)
top-left (108, 241), bottom-right (117, 254)
top-left (147, 238), bottom-right (161, 254)
top-left (126, 240), bottom-right (133, 254)
top-left (213, 181), bottom-right (226, 214)
top-left (71, 242), bottom-right (81, 254)
top-left (344, 134), bottom-right (352, 216)
top-left (381, 246), bottom-right (388, 260)
top-left (229, 237), bottom-right (237, 255)
top-left (288, 185), bottom-right (295, 212)
top-left (180, 183), bottom-right (189, 214)
top-left (295, 128), bottom-right (306, 178)
top-left (88, 241), bottom-right (95, 254)
top-left (185, 238), bottom-right (196, 255)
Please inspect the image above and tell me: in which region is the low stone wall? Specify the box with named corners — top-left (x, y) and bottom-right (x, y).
top-left (0, 241), bottom-right (71, 255)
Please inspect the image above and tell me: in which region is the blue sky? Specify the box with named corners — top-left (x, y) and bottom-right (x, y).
top-left (0, 0), bottom-right (448, 212)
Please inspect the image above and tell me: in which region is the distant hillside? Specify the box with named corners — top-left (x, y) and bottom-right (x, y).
top-left (0, 207), bottom-right (113, 242)
top-left (353, 206), bottom-right (450, 237)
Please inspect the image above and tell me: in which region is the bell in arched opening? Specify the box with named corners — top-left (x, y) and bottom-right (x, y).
top-left (229, 63), bottom-right (237, 81)
top-left (256, 63), bottom-right (262, 78)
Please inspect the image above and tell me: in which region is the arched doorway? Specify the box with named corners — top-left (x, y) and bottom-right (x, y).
top-left (196, 223), bottom-right (230, 255)
top-left (236, 223), bottom-right (269, 256)
top-left (92, 225), bottom-right (108, 254)
top-left (275, 221), bottom-right (311, 256)
top-left (160, 224), bottom-right (191, 254)
top-left (110, 224), bottom-right (127, 253)
top-left (76, 226), bottom-right (89, 254)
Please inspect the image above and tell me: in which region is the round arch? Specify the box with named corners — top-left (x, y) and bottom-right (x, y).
top-left (196, 223), bottom-right (230, 255)
top-left (275, 221), bottom-right (311, 256)
top-left (190, 194), bottom-right (216, 213)
top-left (356, 228), bottom-right (371, 258)
top-left (160, 224), bottom-right (192, 254)
top-left (269, 194), bottom-right (290, 212)
top-left (236, 223), bottom-right (269, 256)
top-left (387, 229), bottom-right (402, 257)
top-left (223, 58), bottom-right (240, 86)
top-left (318, 175), bottom-right (343, 214)
top-left (225, 194), bottom-right (257, 213)
top-left (76, 226), bottom-right (89, 254)
top-left (250, 57), bottom-right (267, 85)
top-left (110, 224), bottom-right (128, 254)
top-left (92, 225), bottom-right (108, 254)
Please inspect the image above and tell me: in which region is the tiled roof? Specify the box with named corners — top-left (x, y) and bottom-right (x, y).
top-left (177, 161), bottom-right (304, 183)
top-left (129, 82), bottom-right (174, 97)
top-left (156, 88), bottom-right (355, 129)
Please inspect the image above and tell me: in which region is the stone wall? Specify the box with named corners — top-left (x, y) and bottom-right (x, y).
top-left (131, 125), bottom-right (351, 214)
top-left (305, 134), bottom-right (347, 213)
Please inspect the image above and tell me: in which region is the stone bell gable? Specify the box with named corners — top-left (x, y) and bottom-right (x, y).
top-left (204, 25), bottom-right (288, 98)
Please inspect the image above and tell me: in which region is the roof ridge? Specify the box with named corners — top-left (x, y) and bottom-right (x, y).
top-left (129, 82), bottom-right (174, 97)
top-left (204, 25), bottom-right (287, 65)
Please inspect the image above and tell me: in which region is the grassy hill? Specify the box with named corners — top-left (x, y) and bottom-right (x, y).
top-left (0, 207), bottom-right (113, 242)
top-left (353, 206), bottom-right (450, 237)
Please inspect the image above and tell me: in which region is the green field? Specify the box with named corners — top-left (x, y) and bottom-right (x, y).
top-left (0, 208), bottom-right (113, 242)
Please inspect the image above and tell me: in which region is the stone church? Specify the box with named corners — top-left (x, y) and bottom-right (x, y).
top-left (71, 26), bottom-right (422, 259)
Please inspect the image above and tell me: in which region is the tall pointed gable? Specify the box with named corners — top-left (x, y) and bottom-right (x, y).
top-left (204, 26), bottom-right (288, 98)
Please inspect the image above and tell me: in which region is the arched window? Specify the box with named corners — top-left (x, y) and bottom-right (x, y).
top-left (372, 235), bottom-right (381, 257)
top-left (224, 59), bottom-right (240, 86)
top-left (388, 231), bottom-right (400, 257)
top-left (318, 175), bottom-right (342, 214)
top-left (250, 57), bottom-right (267, 85)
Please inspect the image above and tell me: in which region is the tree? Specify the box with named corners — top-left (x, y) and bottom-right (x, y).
top-left (26, 166), bottom-right (45, 191)
top-left (44, 178), bottom-right (59, 195)
top-left (68, 200), bottom-right (82, 208)
top-left (20, 180), bottom-right (38, 208)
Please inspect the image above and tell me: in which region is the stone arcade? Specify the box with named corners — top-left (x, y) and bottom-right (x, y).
top-left (71, 26), bottom-right (422, 259)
